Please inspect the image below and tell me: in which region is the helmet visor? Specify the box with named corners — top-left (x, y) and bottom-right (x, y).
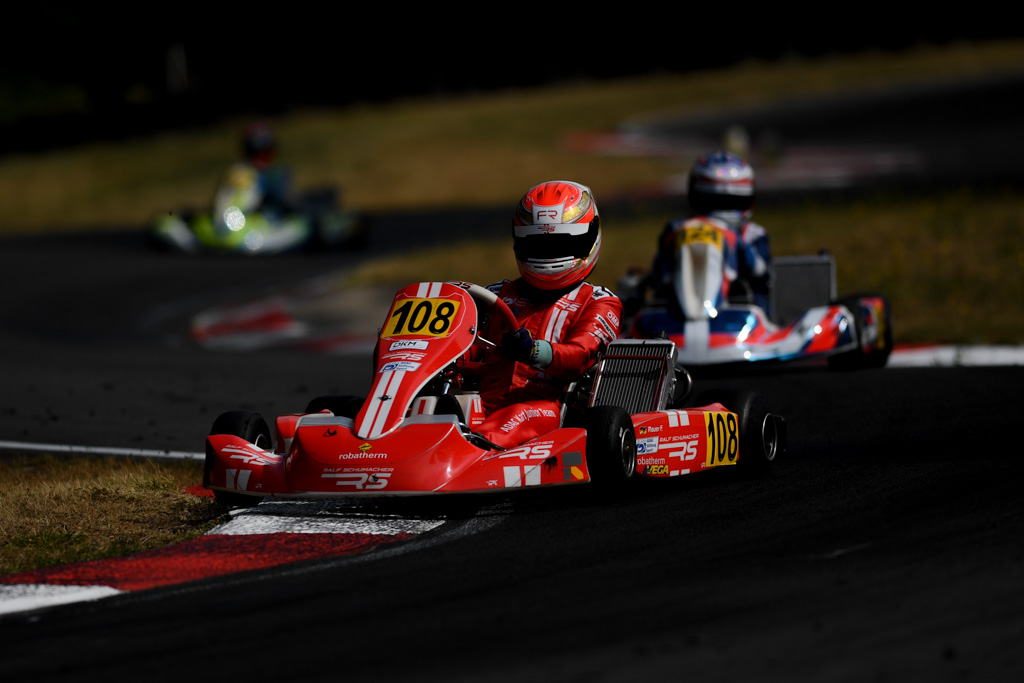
top-left (514, 218), bottom-right (600, 260)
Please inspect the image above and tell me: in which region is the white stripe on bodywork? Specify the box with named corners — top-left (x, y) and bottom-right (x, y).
top-left (357, 369), bottom-right (406, 439)
top-left (369, 370), bottom-right (405, 439)
top-left (662, 410), bottom-right (691, 428)
top-left (416, 281), bottom-right (444, 298)
top-left (503, 466), bottom-right (520, 487)
top-left (502, 465), bottom-right (541, 487)
top-left (226, 469), bottom-right (252, 491)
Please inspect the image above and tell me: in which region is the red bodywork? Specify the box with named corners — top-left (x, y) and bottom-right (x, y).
top-left (204, 282), bottom-right (741, 499)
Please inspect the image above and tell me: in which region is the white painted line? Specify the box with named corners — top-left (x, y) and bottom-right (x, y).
top-left (0, 441), bottom-right (204, 461)
top-left (888, 345), bottom-right (1024, 367)
top-left (210, 502), bottom-right (447, 536)
top-left (0, 584), bottom-right (124, 616)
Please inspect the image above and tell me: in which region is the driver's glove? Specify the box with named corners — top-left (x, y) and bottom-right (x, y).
top-left (501, 327), bottom-right (552, 368)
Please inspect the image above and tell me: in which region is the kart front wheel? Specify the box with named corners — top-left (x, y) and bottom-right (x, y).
top-left (208, 410), bottom-right (271, 508)
top-left (584, 405), bottom-right (637, 488)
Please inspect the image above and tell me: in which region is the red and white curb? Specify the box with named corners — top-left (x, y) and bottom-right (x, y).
top-left (885, 344), bottom-right (1024, 367)
top-left (0, 491), bottom-right (445, 617)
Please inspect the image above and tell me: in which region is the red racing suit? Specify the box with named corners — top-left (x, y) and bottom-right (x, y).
top-left (465, 278), bottom-right (623, 448)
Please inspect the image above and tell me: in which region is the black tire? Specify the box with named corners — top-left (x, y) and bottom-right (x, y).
top-left (828, 294), bottom-right (894, 371)
top-left (584, 405), bottom-right (637, 488)
top-left (207, 410), bottom-right (272, 508)
top-left (669, 365), bottom-right (694, 408)
top-left (304, 395), bottom-right (364, 418)
top-left (692, 389), bottom-right (780, 475)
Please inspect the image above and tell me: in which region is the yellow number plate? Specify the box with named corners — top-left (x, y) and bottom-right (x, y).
top-left (676, 223), bottom-right (725, 250)
top-left (381, 298), bottom-right (462, 338)
top-left (704, 410), bottom-right (739, 468)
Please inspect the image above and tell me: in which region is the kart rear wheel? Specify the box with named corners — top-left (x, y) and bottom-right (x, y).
top-left (208, 410), bottom-right (271, 508)
top-left (584, 405), bottom-right (637, 488)
top-left (692, 389), bottom-right (782, 475)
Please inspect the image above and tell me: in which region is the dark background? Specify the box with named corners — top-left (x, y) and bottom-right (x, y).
top-left (3, 5), bottom-right (1021, 153)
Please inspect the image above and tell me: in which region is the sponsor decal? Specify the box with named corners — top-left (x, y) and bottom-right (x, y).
top-left (322, 471), bottom-right (391, 490)
top-left (638, 425), bottom-right (664, 435)
top-left (337, 451), bottom-right (388, 460)
top-left (502, 295), bottom-right (532, 308)
top-left (380, 350), bottom-right (427, 362)
top-left (379, 361), bottom-right (421, 373)
top-left (562, 451), bottom-right (584, 481)
top-left (636, 437), bottom-right (659, 454)
top-left (643, 464), bottom-right (669, 476)
top-left (668, 439), bottom-right (700, 463)
top-left (322, 467), bottom-right (393, 474)
top-left (389, 339), bottom-right (429, 351)
top-left (223, 443), bottom-right (277, 466)
top-left (595, 315), bottom-right (615, 340)
top-left (359, 443), bottom-right (372, 452)
top-left (498, 407), bottom-right (558, 434)
top-left (637, 456), bottom-right (667, 466)
top-left (489, 442), bottom-right (554, 460)
top-left (557, 300), bottom-right (582, 313)
top-left (666, 432), bottom-right (701, 443)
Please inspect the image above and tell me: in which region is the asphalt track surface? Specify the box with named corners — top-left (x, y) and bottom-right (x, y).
top-left (2, 74), bottom-right (1024, 682)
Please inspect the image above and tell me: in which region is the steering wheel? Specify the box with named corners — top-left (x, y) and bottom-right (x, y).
top-left (457, 283), bottom-right (519, 373)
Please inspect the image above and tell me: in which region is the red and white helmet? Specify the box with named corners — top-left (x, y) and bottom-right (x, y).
top-left (512, 180), bottom-right (602, 290)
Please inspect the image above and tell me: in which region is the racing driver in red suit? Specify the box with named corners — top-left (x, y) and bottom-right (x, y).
top-left (465, 180), bottom-right (623, 449)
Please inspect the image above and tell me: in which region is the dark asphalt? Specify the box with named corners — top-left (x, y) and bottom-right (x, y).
top-left (1, 73), bottom-right (1023, 682)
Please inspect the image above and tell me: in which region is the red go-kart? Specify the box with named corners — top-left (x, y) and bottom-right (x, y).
top-left (203, 281), bottom-right (786, 506)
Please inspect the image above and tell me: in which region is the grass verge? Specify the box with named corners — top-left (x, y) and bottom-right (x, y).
top-left (3, 40), bottom-right (1023, 234)
top-left (0, 455), bottom-right (225, 577)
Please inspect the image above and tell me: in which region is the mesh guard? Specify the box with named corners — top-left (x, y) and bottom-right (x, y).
top-left (588, 339), bottom-right (678, 414)
top-left (770, 254), bottom-right (837, 326)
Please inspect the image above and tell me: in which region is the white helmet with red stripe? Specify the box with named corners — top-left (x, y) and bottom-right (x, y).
top-left (513, 180), bottom-right (602, 290)
top-left (687, 151), bottom-right (755, 225)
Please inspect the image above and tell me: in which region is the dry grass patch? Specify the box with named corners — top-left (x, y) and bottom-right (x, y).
top-left (3, 40), bottom-right (1023, 234)
top-left (0, 455), bottom-right (225, 576)
top-left (337, 187), bottom-right (1024, 346)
